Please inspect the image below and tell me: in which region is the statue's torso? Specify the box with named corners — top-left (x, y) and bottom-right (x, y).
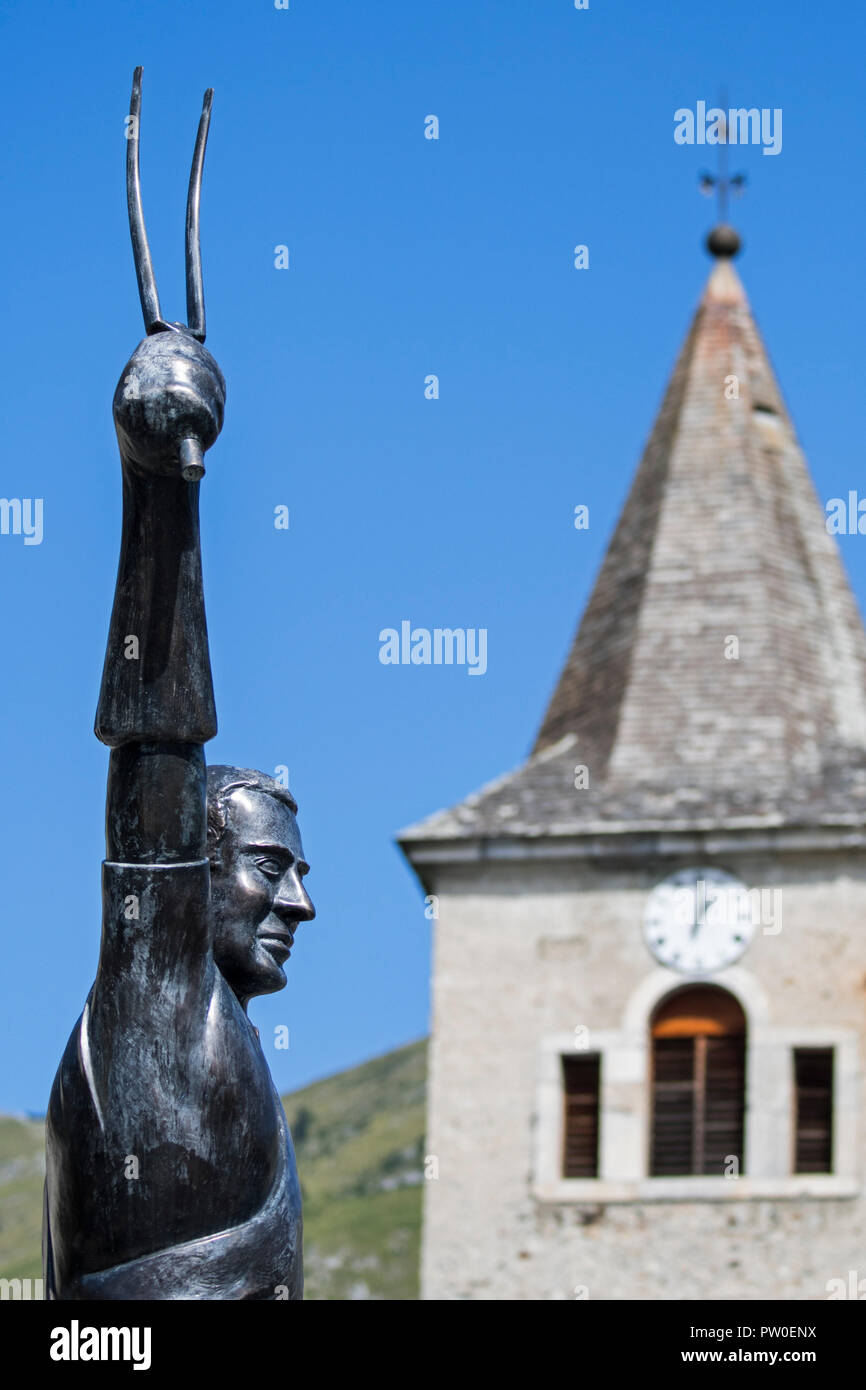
top-left (44, 859), bottom-right (302, 1299)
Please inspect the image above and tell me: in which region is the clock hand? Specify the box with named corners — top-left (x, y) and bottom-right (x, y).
top-left (690, 882), bottom-right (705, 937)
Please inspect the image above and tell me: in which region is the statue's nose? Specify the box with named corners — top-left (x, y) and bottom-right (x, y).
top-left (274, 877), bottom-right (316, 925)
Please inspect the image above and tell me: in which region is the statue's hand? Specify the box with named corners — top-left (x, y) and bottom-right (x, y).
top-left (114, 327), bottom-right (225, 482)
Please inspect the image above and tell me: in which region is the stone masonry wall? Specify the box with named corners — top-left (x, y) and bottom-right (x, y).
top-left (420, 848), bottom-right (866, 1300)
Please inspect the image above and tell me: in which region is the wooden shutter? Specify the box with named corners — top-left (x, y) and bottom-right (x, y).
top-left (650, 1037), bottom-right (694, 1175)
top-left (702, 1036), bottom-right (746, 1175)
top-left (794, 1048), bottom-right (833, 1173)
top-left (650, 988), bottom-right (746, 1177)
top-left (562, 1055), bottom-right (600, 1178)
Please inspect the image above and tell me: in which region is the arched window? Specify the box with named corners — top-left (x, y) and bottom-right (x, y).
top-left (650, 985), bottom-right (746, 1177)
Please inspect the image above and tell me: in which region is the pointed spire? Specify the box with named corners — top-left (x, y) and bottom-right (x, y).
top-left (401, 247), bottom-right (866, 844)
top-left (534, 251), bottom-right (866, 786)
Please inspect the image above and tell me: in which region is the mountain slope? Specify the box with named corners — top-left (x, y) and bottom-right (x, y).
top-left (0, 1115), bottom-right (45, 1282)
top-left (285, 1038), bottom-right (427, 1300)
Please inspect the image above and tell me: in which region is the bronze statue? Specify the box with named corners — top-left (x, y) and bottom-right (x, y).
top-left (43, 69), bottom-right (315, 1300)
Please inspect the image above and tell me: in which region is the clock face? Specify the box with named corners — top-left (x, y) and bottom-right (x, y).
top-left (643, 868), bottom-right (755, 974)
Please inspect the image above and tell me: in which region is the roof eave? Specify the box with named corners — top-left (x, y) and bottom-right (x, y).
top-left (399, 815), bottom-right (866, 880)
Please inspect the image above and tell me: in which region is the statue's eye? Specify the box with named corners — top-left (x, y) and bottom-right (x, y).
top-left (254, 857), bottom-right (283, 879)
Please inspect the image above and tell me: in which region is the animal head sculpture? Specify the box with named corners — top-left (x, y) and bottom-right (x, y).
top-left (113, 68), bottom-right (226, 483)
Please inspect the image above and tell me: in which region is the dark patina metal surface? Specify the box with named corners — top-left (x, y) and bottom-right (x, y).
top-left (43, 69), bottom-right (314, 1301)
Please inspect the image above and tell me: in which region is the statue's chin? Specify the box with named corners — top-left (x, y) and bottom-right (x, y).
top-left (252, 964), bottom-right (287, 997)
top-left (214, 946), bottom-right (286, 1003)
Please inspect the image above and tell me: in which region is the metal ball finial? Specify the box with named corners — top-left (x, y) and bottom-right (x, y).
top-left (706, 224), bottom-right (742, 258)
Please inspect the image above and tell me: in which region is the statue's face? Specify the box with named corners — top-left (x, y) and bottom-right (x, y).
top-left (210, 788), bottom-right (315, 1005)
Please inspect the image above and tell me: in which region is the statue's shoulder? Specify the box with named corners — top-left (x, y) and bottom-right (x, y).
top-left (46, 1008), bottom-right (88, 1132)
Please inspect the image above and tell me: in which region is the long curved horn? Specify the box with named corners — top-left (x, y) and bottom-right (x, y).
top-left (126, 67), bottom-right (162, 332)
top-left (185, 88), bottom-right (214, 343)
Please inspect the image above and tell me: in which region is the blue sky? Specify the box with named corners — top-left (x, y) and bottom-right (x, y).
top-left (1, 0), bottom-right (865, 1111)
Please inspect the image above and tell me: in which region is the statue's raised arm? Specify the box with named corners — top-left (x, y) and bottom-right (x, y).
top-left (97, 66), bottom-right (222, 866)
top-left (44, 70), bottom-right (314, 1302)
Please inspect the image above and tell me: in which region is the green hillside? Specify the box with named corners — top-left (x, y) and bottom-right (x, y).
top-left (0, 1037), bottom-right (426, 1300)
top-left (0, 1114), bottom-right (45, 1283)
top-left (285, 1038), bottom-right (427, 1299)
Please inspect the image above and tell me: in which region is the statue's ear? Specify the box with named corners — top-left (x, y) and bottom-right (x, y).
top-left (207, 844), bottom-right (224, 875)
top-left (206, 796), bottom-right (223, 864)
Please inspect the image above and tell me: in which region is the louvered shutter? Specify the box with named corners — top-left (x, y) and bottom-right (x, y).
top-left (562, 1055), bottom-right (600, 1178)
top-left (650, 1038), bottom-right (694, 1175)
top-left (794, 1048), bottom-right (833, 1173)
top-left (650, 1032), bottom-right (745, 1176)
top-left (702, 1036), bottom-right (746, 1175)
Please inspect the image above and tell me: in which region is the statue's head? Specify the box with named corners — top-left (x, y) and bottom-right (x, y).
top-left (206, 766), bottom-right (315, 1008)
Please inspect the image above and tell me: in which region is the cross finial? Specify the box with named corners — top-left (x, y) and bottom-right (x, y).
top-left (699, 97), bottom-right (747, 257)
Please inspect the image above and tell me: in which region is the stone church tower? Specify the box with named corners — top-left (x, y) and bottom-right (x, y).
top-left (399, 228), bottom-right (866, 1300)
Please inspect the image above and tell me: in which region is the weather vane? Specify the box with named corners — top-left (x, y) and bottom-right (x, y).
top-left (699, 96), bottom-right (747, 257)
top-left (699, 97), bottom-right (747, 219)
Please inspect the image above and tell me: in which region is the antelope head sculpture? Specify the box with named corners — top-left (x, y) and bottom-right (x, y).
top-left (113, 67), bottom-right (225, 484)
